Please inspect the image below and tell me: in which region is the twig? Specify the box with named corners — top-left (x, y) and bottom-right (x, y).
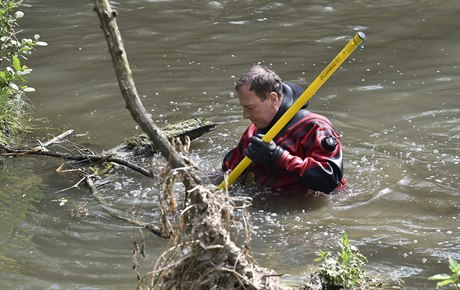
top-left (35, 129), bottom-right (75, 150)
top-left (1, 143), bottom-right (152, 177)
top-left (84, 176), bottom-right (167, 238)
top-left (54, 176), bottom-right (87, 194)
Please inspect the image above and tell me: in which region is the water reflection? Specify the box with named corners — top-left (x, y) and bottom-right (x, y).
top-left (0, 161), bottom-right (44, 277)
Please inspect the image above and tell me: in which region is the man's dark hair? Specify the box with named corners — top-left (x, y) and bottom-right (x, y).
top-left (235, 65), bottom-right (283, 100)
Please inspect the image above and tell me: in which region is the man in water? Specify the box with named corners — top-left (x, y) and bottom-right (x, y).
top-left (222, 65), bottom-right (345, 193)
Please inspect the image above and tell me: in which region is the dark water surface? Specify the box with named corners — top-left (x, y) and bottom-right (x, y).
top-left (1, 0), bottom-right (459, 289)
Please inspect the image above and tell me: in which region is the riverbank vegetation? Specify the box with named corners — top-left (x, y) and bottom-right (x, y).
top-left (310, 232), bottom-right (383, 289)
top-left (429, 257), bottom-right (460, 289)
top-left (0, 0), bottom-right (46, 144)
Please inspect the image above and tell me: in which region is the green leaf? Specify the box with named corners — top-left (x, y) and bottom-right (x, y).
top-left (12, 56), bottom-right (21, 71)
top-left (437, 279), bottom-right (455, 287)
top-left (429, 274), bottom-right (452, 281)
top-left (449, 257), bottom-right (460, 272)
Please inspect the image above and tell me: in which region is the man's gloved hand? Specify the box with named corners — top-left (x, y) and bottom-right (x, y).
top-left (245, 134), bottom-right (284, 166)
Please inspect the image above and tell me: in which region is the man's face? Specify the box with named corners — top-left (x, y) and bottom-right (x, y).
top-left (238, 84), bottom-right (280, 129)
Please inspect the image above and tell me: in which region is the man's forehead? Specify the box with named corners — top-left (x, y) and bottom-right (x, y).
top-left (239, 91), bottom-right (261, 105)
top-left (239, 98), bottom-right (260, 107)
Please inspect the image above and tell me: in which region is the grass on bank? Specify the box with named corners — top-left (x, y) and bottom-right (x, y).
top-left (1, 0), bottom-right (46, 144)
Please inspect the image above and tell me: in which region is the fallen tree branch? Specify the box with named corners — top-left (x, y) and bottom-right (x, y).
top-left (93, 0), bottom-right (204, 187)
top-left (0, 142), bottom-right (152, 177)
top-left (34, 129), bottom-right (75, 150)
top-left (92, 2), bottom-right (287, 289)
top-left (106, 118), bottom-right (216, 158)
top-left (85, 175), bottom-right (166, 238)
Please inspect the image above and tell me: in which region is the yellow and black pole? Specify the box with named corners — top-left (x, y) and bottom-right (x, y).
top-left (217, 31), bottom-right (366, 190)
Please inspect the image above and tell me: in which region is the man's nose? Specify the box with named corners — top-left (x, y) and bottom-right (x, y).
top-left (243, 109), bottom-right (250, 119)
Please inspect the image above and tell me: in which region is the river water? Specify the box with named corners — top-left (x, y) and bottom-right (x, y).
top-left (1, 0), bottom-right (459, 289)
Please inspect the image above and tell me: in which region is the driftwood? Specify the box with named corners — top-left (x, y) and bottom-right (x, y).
top-left (35, 129), bottom-right (75, 150)
top-left (0, 117), bottom-right (215, 177)
top-left (93, 0), bottom-right (205, 188)
top-left (107, 117), bottom-right (216, 158)
top-left (93, 0), bottom-right (287, 289)
top-left (0, 121), bottom-right (212, 238)
top-left (0, 135), bottom-right (153, 177)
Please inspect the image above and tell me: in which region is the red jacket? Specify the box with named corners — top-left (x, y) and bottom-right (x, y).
top-left (222, 83), bottom-right (345, 193)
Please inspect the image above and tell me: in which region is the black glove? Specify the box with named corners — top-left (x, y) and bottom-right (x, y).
top-left (245, 134), bottom-right (284, 166)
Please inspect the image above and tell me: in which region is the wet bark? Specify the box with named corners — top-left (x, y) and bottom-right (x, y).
top-left (93, 0), bottom-right (205, 187)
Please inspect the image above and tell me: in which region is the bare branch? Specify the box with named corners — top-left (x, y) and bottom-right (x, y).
top-left (93, 0), bottom-right (204, 186)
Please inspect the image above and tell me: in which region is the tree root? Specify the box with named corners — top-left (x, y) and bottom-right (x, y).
top-left (138, 165), bottom-right (288, 290)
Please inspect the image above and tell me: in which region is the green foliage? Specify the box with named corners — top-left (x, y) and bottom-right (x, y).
top-left (0, 0), bottom-right (47, 144)
top-left (89, 161), bottom-right (114, 176)
top-left (429, 257), bottom-right (460, 289)
top-left (314, 232), bottom-right (381, 289)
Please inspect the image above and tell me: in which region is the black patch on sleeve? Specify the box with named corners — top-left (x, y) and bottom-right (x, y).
top-left (321, 136), bottom-right (338, 152)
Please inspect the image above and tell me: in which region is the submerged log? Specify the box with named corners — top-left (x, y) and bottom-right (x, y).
top-left (162, 117), bottom-right (216, 141)
top-left (106, 117), bottom-right (216, 157)
top-left (0, 117), bottom-right (215, 177)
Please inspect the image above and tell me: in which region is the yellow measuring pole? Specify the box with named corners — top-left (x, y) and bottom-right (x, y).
top-left (217, 32), bottom-right (365, 190)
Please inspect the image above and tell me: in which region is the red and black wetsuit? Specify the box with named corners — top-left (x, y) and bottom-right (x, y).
top-left (222, 82), bottom-right (345, 193)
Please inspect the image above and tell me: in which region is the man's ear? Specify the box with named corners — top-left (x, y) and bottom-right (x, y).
top-left (268, 91), bottom-right (279, 104)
